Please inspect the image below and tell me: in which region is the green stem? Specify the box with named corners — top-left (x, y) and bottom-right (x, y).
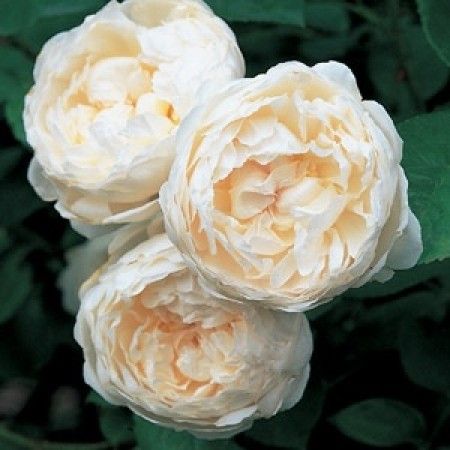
top-left (0, 425), bottom-right (111, 450)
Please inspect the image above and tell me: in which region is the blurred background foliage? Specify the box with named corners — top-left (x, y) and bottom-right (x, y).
top-left (0, 0), bottom-right (449, 449)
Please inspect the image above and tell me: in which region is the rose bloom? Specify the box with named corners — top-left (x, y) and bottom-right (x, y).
top-left (24, 0), bottom-right (244, 234)
top-left (160, 61), bottom-right (423, 312)
top-left (75, 228), bottom-right (312, 438)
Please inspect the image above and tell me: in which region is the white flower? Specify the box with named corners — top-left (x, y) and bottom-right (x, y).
top-left (24, 0), bottom-right (244, 231)
top-left (75, 230), bottom-right (312, 439)
top-left (160, 61), bottom-right (423, 312)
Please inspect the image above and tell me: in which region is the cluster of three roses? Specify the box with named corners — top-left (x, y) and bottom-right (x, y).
top-left (24, 0), bottom-right (422, 439)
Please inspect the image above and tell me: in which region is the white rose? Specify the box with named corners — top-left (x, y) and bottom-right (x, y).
top-left (24, 0), bottom-right (244, 232)
top-left (160, 61), bottom-right (423, 312)
top-left (74, 231), bottom-right (312, 439)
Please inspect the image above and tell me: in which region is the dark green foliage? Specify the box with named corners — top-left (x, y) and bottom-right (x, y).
top-left (417, 0), bottom-right (450, 66)
top-left (399, 110), bottom-right (450, 263)
top-left (134, 416), bottom-right (244, 450)
top-left (206, 0), bottom-right (306, 27)
top-left (245, 376), bottom-right (326, 449)
top-left (0, 1), bottom-right (450, 449)
top-left (331, 399), bottom-right (427, 447)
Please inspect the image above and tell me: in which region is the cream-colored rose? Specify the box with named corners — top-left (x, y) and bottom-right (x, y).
top-left (160, 61), bottom-right (423, 312)
top-left (74, 231), bottom-right (312, 439)
top-left (25, 0), bottom-right (244, 232)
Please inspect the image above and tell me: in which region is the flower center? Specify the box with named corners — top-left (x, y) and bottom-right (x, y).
top-left (58, 56), bottom-right (179, 149)
top-left (197, 99), bottom-right (378, 291)
top-left (215, 153), bottom-right (342, 221)
top-left (110, 274), bottom-right (243, 403)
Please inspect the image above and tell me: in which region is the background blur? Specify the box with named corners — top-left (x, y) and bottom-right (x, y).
top-left (0, 0), bottom-right (449, 449)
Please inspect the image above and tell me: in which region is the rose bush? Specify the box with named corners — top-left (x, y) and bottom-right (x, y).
top-left (75, 225), bottom-right (312, 438)
top-left (24, 0), bottom-right (244, 234)
top-left (1, 0), bottom-right (449, 448)
top-left (161, 61), bottom-right (423, 312)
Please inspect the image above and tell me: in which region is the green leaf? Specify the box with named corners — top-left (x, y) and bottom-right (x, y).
top-left (0, 0), bottom-right (39, 36)
top-left (86, 392), bottom-right (132, 445)
top-left (245, 377), bottom-right (325, 449)
top-left (86, 391), bottom-right (112, 409)
top-left (362, 291), bottom-right (447, 330)
top-left (234, 25), bottom-right (290, 77)
top-left (349, 291), bottom-right (446, 353)
top-left (205, 0), bottom-right (305, 27)
top-left (0, 47), bottom-right (33, 103)
top-left (0, 147), bottom-right (23, 179)
top-left (331, 399), bottom-right (427, 447)
top-left (417, 0), bottom-right (450, 66)
top-left (5, 97), bottom-right (28, 144)
top-left (0, 46), bottom-right (33, 144)
top-left (367, 47), bottom-right (416, 120)
top-left (0, 179), bottom-right (43, 226)
top-left (17, 13), bottom-right (89, 55)
top-left (400, 25), bottom-right (448, 101)
top-left (368, 49), bottom-right (399, 104)
top-left (100, 407), bottom-right (134, 446)
top-left (0, 46), bottom-right (32, 78)
top-left (305, 2), bottom-right (350, 33)
top-left (13, 288), bottom-right (73, 371)
top-left (347, 258), bottom-right (450, 299)
top-left (301, 25), bottom-right (366, 62)
top-left (398, 110), bottom-right (450, 263)
top-left (0, 249), bottom-right (32, 324)
top-left (400, 318), bottom-right (450, 394)
top-left (368, 20), bottom-right (446, 110)
top-left (0, 0), bottom-right (102, 38)
top-left (16, 0), bottom-right (106, 55)
top-left (37, 0), bottom-right (105, 17)
top-left (133, 416), bottom-right (243, 450)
